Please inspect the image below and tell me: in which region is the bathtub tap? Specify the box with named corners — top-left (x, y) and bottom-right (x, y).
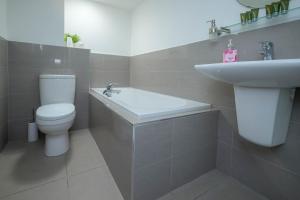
top-left (103, 82), bottom-right (121, 97)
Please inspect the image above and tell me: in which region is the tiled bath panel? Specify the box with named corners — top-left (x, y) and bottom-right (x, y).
top-left (89, 94), bottom-right (218, 200)
top-left (0, 36), bottom-right (8, 150)
top-left (8, 41), bottom-right (90, 140)
top-left (89, 95), bottom-right (133, 200)
top-left (129, 20), bottom-right (300, 200)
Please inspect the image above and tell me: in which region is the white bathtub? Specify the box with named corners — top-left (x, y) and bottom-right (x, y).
top-left (89, 88), bottom-right (211, 124)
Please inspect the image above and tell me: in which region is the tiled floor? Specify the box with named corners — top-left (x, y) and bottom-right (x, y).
top-left (0, 129), bottom-right (268, 200)
top-left (158, 170), bottom-right (268, 200)
top-left (0, 129), bottom-right (123, 200)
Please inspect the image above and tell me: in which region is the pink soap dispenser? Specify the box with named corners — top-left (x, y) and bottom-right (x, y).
top-left (223, 39), bottom-right (238, 63)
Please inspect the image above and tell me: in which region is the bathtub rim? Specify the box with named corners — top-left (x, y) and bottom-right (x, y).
top-left (89, 87), bottom-right (212, 124)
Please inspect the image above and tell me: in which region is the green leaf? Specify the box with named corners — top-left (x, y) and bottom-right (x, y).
top-left (64, 33), bottom-right (71, 42)
top-left (71, 34), bottom-right (80, 43)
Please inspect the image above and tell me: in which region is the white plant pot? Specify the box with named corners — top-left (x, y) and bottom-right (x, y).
top-left (66, 37), bottom-right (73, 47)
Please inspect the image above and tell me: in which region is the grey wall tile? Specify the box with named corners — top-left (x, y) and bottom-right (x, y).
top-left (129, 37), bottom-right (236, 108)
top-left (75, 91), bottom-right (90, 109)
top-left (216, 101), bottom-right (300, 198)
top-left (91, 54), bottom-right (130, 71)
top-left (72, 109), bottom-right (89, 131)
top-left (8, 119), bottom-right (28, 141)
top-left (291, 89), bottom-right (300, 124)
top-left (0, 69), bottom-right (8, 96)
top-left (0, 124), bottom-right (8, 151)
top-left (8, 42), bottom-right (68, 69)
top-left (217, 107), bottom-right (237, 145)
top-left (0, 38), bottom-right (8, 68)
top-left (134, 120), bottom-right (172, 169)
top-left (67, 48), bottom-right (90, 69)
top-left (172, 112), bottom-right (218, 156)
top-left (8, 69), bottom-right (39, 95)
top-left (8, 93), bottom-right (39, 121)
top-left (90, 69), bottom-right (130, 88)
top-left (231, 147), bottom-right (300, 200)
top-left (216, 141), bottom-right (232, 175)
top-left (233, 122), bottom-right (300, 177)
top-left (171, 143), bottom-right (216, 189)
top-left (90, 53), bottom-right (130, 88)
top-left (0, 98), bottom-right (8, 125)
top-left (0, 37), bottom-right (8, 150)
top-left (134, 159), bottom-right (172, 200)
top-left (133, 111), bottom-right (218, 199)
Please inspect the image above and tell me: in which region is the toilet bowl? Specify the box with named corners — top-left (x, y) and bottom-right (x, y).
top-left (36, 103), bottom-right (76, 156)
top-left (36, 75), bottom-right (76, 156)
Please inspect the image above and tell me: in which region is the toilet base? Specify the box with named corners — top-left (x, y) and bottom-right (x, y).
top-left (45, 132), bottom-right (69, 156)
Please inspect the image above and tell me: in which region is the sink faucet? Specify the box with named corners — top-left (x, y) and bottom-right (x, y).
top-left (207, 20), bottom-right (231, 40)
top-left (259, 41), bottom-right (274, 60)
top-left (103, 82), bottom-right (121, 97)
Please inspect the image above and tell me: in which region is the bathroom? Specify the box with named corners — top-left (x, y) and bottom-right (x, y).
top-left (0, 0), bottom-right (300, 199)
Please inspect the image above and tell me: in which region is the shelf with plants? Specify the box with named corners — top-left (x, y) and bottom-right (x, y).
top-left (226, 6), bottom-right (300, 35)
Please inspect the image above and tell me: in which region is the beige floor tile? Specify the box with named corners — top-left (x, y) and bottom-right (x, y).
top-left (168, 170), bottom-right (230, 200)
top-left (157, 170), bottom-right (268, 200)
top-left (156, 193), bottom-right (174, 200)
top-left (195, 177), bottom-right (268, 200)
top-left (69, 167), bottom-right (124, 200)
top-left (66, 129), bottom-right (106, 176)
top-left (1, 178), bottom-right (69, 200)
top-left (0, 141), bottom-right (67, 198)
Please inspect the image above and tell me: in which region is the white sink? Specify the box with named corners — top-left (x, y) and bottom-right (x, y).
top-left (195, 59), bottom-right (300, 88)
top-left (194, 59), bottom-right (300, 147)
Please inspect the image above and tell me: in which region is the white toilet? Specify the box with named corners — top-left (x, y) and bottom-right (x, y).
top-left (36, 75), bottom-right (76, 156)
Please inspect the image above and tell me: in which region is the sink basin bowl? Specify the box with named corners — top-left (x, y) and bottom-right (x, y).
top-left (195, 59), bottom-right (300, 147)
top-left (195, 59), bottom-right (300, 88)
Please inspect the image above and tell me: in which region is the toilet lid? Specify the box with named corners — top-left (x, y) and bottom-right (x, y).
top-left (36, 103), bottom-right (75, 121)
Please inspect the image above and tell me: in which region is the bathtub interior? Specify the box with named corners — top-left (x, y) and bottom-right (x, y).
top-left (90, 87), bottom-right (211, 120)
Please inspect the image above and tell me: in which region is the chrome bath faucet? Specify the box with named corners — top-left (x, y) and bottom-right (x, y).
top-left (103, 82), bottom-right (121, 97)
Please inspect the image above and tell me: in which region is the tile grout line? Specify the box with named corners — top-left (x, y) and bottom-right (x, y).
top-left (231, 145), bottom-right (300, 178)
top-left (67, 163), bottom-right (108, 179)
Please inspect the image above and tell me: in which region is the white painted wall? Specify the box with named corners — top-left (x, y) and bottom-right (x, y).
top-left (7, 0), bottom-right (64, 46)
top-left (0, 0), bottom-right (7, 39)
top-left (131, 0), bottom-right (300, 55)
top-left (65, 0), bottom-right (132, 56)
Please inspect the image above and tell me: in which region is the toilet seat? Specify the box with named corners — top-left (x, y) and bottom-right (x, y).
top-left (36, 103), bottom-right (75, 121)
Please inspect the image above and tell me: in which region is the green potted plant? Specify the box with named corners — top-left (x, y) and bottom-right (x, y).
top-left (64, 33), bottom-right (81, 47)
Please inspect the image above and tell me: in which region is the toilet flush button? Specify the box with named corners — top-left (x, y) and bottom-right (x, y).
top-left (54, 59), bottom-right (62, 64)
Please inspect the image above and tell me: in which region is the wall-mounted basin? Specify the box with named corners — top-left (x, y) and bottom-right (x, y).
top-left (195, 59), bottom-right (300, 147)
top-left (195, 59), bottom-right (300, 88)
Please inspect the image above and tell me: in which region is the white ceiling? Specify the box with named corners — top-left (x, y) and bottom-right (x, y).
top-left (92, 0), bottom-right (145, 10)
